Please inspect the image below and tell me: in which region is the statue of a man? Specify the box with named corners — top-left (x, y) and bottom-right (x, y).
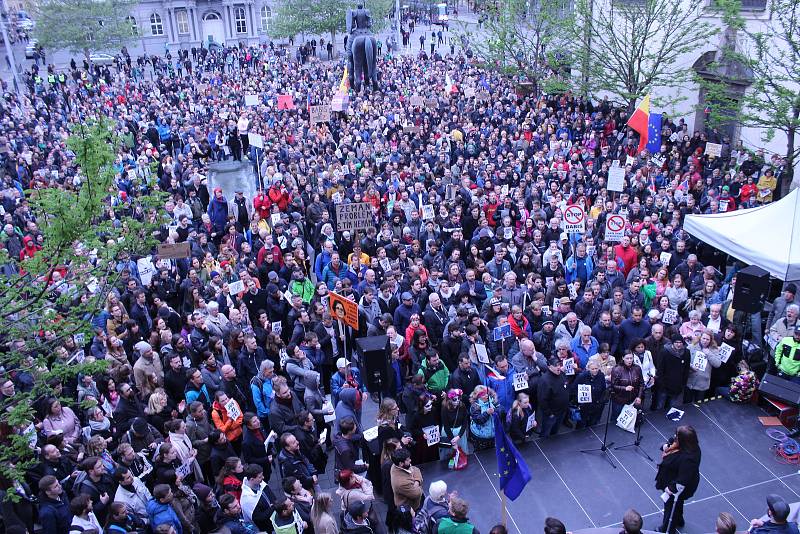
top-left (350, 3), bottom-right (372, 35)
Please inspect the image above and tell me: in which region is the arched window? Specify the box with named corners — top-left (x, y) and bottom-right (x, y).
top-left (126, 16), bottom-right (139, 36)
top-left (176, 9), bottom-right (189, 35)
top-left (150, 13), bottom-right (164, 36)
top-left (234, 6), bottom-right (247, 34)
top-left (260, 5), bottom-right (272, 31)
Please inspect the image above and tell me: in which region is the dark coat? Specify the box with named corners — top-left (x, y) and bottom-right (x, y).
top-left (655, 447), bottom-right (701, 499)
top-left (658, 344), bottom-right (690, 395)
top-left (537, 370), bottom-right (570, 416)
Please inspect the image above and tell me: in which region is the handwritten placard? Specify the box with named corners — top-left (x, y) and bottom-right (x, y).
top-left (244, 93), bottom-right (259, 106)
top-left (705, 143), bottom-right (722, 157)
top-left (423, 425), bottom-right (440, 446)
top-left (513, 372), bottom-right (529, 392)
top-left (410, 95), bottom-right (424, 107)
top-left (578, 384), bottom-right (592, 404)
top-left (228, 280), bottom-right (245, 294)
top-left (719, 343), bottom-right (734, 364)
top-left (309, 105), bottom-right (331, 124)
top-left (662, 308), bottom-right (678, 325)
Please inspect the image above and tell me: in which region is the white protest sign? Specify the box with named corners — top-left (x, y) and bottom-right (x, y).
top-left (309, 105), bottom-right (332, 124)
top-left (245, 93), bottom-right (259, 106)
top-left (569, 283), bottom-right (578, 300)
top-left (616, 405), bottom-right (637, 433)
top-left (513, 372), bottom-right (529, 392)
top-left (608, 165), bottom-right (626, 192)
top-left (626, 155), bottom-right (636, 167)
top-left (719, 343), bottom-right (734, 364)
top-left (421, 204), bottom-right (435, 220)
top-left (651, 154), bottom-right (666, 168)
top-left (379, 258), bottom-right (391, 272)
top-left (474, 343), bottom-right (490, 364)
top-left (659, 252), bottom-right (672, 266)
top-left (705, 143), bottom-right (722, 157)
top-left (662, 308), bottom-right (678, 325)
top-left (563, 358), bottom-right (575, 376)
top-left (271, 321), bottom-right (283, 335)
top-left (587, 245), bottom-right (596, 258)
top-left (526, 413), bottom-right (536, 433)
top-left (563, 205), bottom-right (586, 234)
top-left (323, 400), bottom-right (336, 423)
top-left (248, 133), bottom-right (264, 149)
top-left (228, 280), bottom-right (245, 294)
top-left (691, 351), bottom-right (708, 372)
top-left (175, 460), bottom-right (193, 480)
top-left (363, 426), bottom-right (379, 441)
top-left (719, 199), bottom-right (729, 212)
top-left (578, 384), bottom-right (592, 404)
top-left (423, 425), bottom-right (440, 446)
top-left (137, 256), bottom-right (156, 287)
top-left (336, 202), bottom-right (373, 232)
top-left (605, 214), bottom-right (626, 242)
top-left (224, 399), bottom-right (242, 420)
top-left (271, 213), bottom-right (282, 226)
top-left (541, 305), bottom-right (551, 316)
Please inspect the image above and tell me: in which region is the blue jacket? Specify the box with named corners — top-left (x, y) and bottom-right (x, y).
top-left (207, 196), bottom-right (229, 232)
top-left (38, 494), bottom-right (71, 534)
top-left (250, 375), bottom-right (274, 418)
top-left (147, 499), bottom-right (183, 534)
top-left (330, 368), bottom-right (365, 407)
top-left (313, 250), bottom-right (333, 282)
top-left (322, 261), bottom-right (347, 289)
top-left (570, 336), bottom-right (599, 368)
top-left (565, 254), bottom-right (595, 284)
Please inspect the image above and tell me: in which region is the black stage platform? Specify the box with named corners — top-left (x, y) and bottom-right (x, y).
top-left (419, 400), bottom-right (800, 534)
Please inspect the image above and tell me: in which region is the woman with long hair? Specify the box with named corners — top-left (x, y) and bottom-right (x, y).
top-left (685, 330), bottom-right (722, 403)
top-left (144, 388), bottom-right (174, 436)
top-left (656, 425), bottom-right (701, 533)
top-left (468, 385), bottom-right (500, 451)
top-left (440, 388), bottom-right (469, 458)
top-left (153, 442), bottom-right (181, 484)
top-left (507, 392), bottom-right (536, 444)
top-left (215, 456), bottom-right (243, 502)
top-left (310, 492), bottom-right (339, 534)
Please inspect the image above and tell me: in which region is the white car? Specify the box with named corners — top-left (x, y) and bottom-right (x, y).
top-left (24, 40), bottom-right (38, 59)
top-left (89, 53), bottom-right (116, 66)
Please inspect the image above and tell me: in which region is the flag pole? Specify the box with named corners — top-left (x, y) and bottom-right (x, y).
top-left (501, 489), bottom-right (507, 527)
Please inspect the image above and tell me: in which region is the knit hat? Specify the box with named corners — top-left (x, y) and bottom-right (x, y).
top-left (786, 283), bottom-right (797, 295)
top-left (193, 483), bottom-right (212, 501)
top-left (134, 341), bottom-right (152, 354)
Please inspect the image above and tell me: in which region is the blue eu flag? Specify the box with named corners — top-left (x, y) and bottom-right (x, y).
top-left (646, 113), bottom-right (662, 154)
top-left (494, 413), bottom-right (531, 501)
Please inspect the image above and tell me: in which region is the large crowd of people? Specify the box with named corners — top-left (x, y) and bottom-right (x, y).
top-left (0, 17), bottom-right (798, 534)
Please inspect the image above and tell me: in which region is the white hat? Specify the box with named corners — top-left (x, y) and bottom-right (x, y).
top-left (336, 358), bottom-right (350, 369)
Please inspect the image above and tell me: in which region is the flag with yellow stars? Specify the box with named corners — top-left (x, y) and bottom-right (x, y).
top-left (494, 413), bottom-right (531, 500)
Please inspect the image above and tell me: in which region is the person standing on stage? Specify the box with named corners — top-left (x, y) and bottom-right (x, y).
top-left (655, 425), bottom-right (701, 534)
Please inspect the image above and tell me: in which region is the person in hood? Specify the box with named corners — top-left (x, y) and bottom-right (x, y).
top-left (19, 234), bottom-right (40, 261)
top-left (335, 387), bottom-right (363, 434)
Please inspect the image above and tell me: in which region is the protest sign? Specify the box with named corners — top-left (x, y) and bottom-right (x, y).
top-left (309, 105), bottom-right (331, 124)
top-left (423, 425), bottom-right (441, 446)
top-left (336, 202), bottom-right (373, 232)
top-left (137, 256), bottom-right (156, 286)
top-left (705, 143), bottom-right (722, 157)
top-left (563, 205), bottom-right (586, 234)
top-left (605, 214), bottom-right (626, 242)
top-left (244, 93), bottom-right (259, 106)
top-left (410, 95), bottom-right (424, 107)
top-left (691, 351), bottom-right (708, 372)
top-left (526, 414), bottom-right (536, 432)
top-left (578, 384), bottom-right (592, 404)
top-left (224, 399), bottom-right (242, 421)
top-left (329, 291), bottom-right (359, 330)
top-left (464, 86), bottom-right (476, 98)
top-left (331, 93), bottom-right (349, 112)
top-left (248, 133), bottom-right (264, 148)
top-left (421, 204), bottom-right (435, 220)
top-left (492, 324), bottom-right (512, 341)
top-left (608, 165), bottom-right (625, 192)
top-left (719, 343), bottom-right (735, 363)
top-left (513, 372), bottom-right (529, 392)
top-left (662, 308), bottom-right (678, 325)
top-left (659, 252), bottom-right (672, 266)
top-left (562, 358), bottom-right (575, 376)
top-left (474, 343), bottom-right (490, 364)
top-left (271, 321), bottom-right (282, 335)
top-left (277, 94), bottom-right (294, 110)
top-left (176, 460), bottom-right (193, 480)
top-left (157, 242), bottom-right (191, 259)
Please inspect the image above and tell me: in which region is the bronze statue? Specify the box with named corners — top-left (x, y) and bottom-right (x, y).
top-left (346, 3), bottom-right (379, 92)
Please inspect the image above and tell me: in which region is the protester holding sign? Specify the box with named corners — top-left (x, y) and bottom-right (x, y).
top-left (573, 360), bottom-right (607, 427)
top-left (685, 331), bottom-right (722, 403)
top-left (610, 353), bottom-right (644, 421)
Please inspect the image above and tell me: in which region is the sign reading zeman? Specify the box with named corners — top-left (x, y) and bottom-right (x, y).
top-left (336, 202), bottom-right (373, 232)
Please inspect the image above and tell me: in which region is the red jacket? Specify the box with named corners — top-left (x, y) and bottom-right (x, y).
top-left (253, 193), bottom-right (271, 219)
top-left (268, 186), bottom-right (290, 211)
top-left (614, 244), bottom-right (638, 276)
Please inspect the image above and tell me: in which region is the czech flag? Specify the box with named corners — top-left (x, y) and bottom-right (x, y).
top-left (485, 365), bottom-right (506, 380)
top-left (627, 94), bottom-right (662, 154)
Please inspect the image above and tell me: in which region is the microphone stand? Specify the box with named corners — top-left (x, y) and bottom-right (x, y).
top-left (580, 395), bottom-right (616, 468)
top-left (614, 408), bottom-right (654, 461)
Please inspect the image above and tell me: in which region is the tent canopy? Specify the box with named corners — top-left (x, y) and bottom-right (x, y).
top-left (683, 187), bottom-right (800, 281)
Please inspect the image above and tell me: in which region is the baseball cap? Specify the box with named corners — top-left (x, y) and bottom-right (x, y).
top-left (347, 499), bottom-right (371, 517)
top-left (767, 494), bottom-right (790, 522)
top-left (401, 292), bottom-right (413, 301)
top-left (336, 358), bottom-right (350, 369)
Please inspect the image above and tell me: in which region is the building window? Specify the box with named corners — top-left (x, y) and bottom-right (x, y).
top-left (260, 5), bottom-right (272, 31)
top-left (739, 0), bottom-right (767, 8)
top-left (176, 9), bottom-right (190, 35)
top-left (234, 6), bottom-right (247, 34)
top-left (126, 16), bottom-right (139, 36)
top-left (150, 13), bottom-right (164, 36)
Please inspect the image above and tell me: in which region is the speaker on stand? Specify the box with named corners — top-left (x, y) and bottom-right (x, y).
top-left (356, 335), bottom-right (391, 399)
top-left (733, 265), bottom-right (770, 313)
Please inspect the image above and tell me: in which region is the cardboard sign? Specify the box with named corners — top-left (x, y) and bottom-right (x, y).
top-left (608, 165), bottom-right (625, 192)
top-left (474, 343), bottom-right (490, 364)
top-left (605, 214), bottom-right (626, 242)
top-left (277, 94), bottom-right (295, 110)
top-left (137, 256), bottom-right (156, 286)
top-left (659, 252), bottom-right (672, 266)
top-left (563, 358), bottom-right (575, 376)
top-left (224, 399), bottom-right (242, 421)
top-left (228, 280), bottom-right (245, 295)
top-left (691, 351), bottom-right (708, 372)
top-left (513, 372), bottom-right (529, 392)
top-left (335, 202), bottom-right (373, 232)
top-left (526, 413), bottom-right (536, 432)
top-left (578, 384), bottom-right (592, 404)
top-left (157, 242), bottom-right (191, 259)
top-left (492, 324), bottom-right (512, 341)
top-left (423, 425), bottom-right (440, 446)
top-left (175, 460), bottom-right (193, 479)
top-left (249, 133), bottom-right (264, 149)
top-left (244, 93), bottom-right (259, 106)
top-left (410, 95), bottom-right (424, 107)
top-left (403, 125), bottom-right (421, 134)
top-left (421, 204), bottom-right (435, 220)
top-left (662, 308), bottom-right (678, 325)
top-left (719, 343), bottom-right (734, 363)
top-left (271, 321), bottom-right (282, 335)
top-left (329, 291), bottom-right (359, 330)
top-left (331, 93), bottom-right (349, 112)
top-left (705, 143), bottom-right (722, 157)
top-left (425, 98), bottom-right (438, 109)
top-left (309, 105), bottom-right (331, 124)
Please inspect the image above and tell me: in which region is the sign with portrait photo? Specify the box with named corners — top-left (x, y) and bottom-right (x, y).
top-left (329, 291), bottom-right (360, 330)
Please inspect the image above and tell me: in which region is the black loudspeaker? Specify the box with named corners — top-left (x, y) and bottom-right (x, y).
top-left (759, 373), bottom-right (800, 406)
top-left (356, 335), bottom-right (390, 393)
top-left (733, 265), bottom-right (770, 313)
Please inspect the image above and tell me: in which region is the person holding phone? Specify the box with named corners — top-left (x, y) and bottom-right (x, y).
top-left (655, 425), bottom-right (701, 533)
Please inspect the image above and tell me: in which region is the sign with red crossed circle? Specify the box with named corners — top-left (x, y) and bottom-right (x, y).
top-left (563, 205), bottom-right (586, 234)
top-left (605, 214), bottom-right (626, 242)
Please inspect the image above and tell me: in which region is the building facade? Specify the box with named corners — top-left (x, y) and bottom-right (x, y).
top-left (128, 0), bottom-right (276, 51)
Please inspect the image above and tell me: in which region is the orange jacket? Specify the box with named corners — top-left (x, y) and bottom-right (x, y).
top-left (211, 400), bottom-right (243, 442)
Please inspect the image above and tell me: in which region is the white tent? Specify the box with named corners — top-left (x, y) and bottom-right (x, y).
top-left (683, 187), bottom-right (800, 281)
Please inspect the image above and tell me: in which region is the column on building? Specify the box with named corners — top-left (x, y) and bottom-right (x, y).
top-left (225, 5), bottom-right (233, 40)
top-left (189, 7), bottom-right (198, 42)
top-left (166, 7), bottom-right (176, 44)
top-left (248, 3), bottom-right (257, 38)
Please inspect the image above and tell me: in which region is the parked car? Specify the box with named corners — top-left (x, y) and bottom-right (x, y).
top-left (89, 53), bottom-right (115, 66)
top-left (24, 40), bottom-right (37, 59)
